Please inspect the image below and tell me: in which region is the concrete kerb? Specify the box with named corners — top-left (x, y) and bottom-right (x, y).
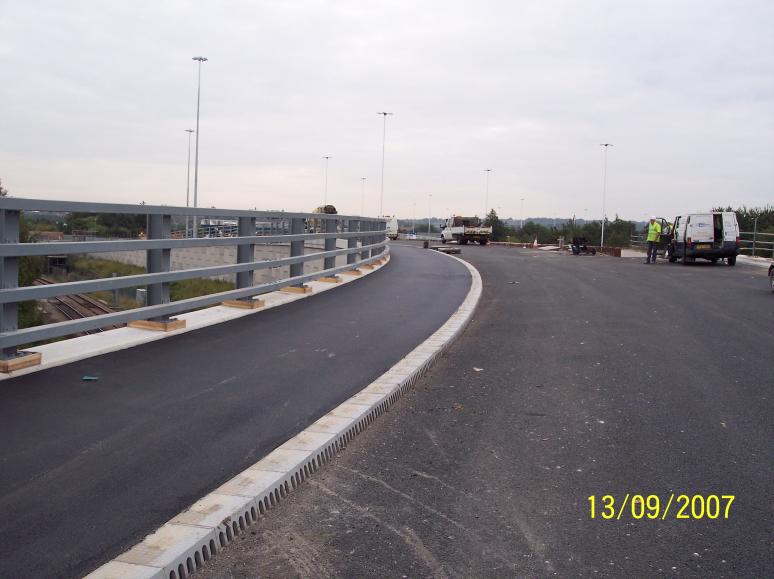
top-left (84, 246), bottom-right (482, 579)
top-left (1, 251), bottom-right (390, 382)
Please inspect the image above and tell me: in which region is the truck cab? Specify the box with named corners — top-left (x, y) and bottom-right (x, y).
top-left (668, 212), bottom-right (740, 265)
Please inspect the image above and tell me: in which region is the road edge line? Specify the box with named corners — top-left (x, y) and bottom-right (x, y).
top-left (84, 247), bottom-right (481, 579)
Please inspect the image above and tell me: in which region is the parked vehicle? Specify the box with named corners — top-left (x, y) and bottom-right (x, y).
top-left (570, 237), bottom-right (596, 255)
top-left (667, 212), bottom-right (740, 265)
top-left (382, 216), bottom-right (399, 240)
top-left (440, 216), bottom-right (492, 245)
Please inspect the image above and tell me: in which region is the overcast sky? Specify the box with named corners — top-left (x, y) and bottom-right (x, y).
top-left (1, 0), bottom-right (772, 220)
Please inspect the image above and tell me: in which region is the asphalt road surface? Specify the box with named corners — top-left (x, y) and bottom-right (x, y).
top-left (0, 245), bottom-right (471, 579)
top-left (198, 244), bottom-right (773, 578)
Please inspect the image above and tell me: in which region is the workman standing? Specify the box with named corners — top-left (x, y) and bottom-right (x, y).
top-left (645, 216), bottom-right (661, 264)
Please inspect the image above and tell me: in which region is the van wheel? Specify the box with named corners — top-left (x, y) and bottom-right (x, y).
top-left (479, 238), bottom-right (488, 245)
top-left (727, 256), bottom-right (736, 266)
top-left (710, 258), bottom-right (718, 264)
top-left (682, 255), bottom-right (691, 265)
top-left (441, 238), bottom-right (447, 244)
top-left (460, 237), bottom-right (468, 245)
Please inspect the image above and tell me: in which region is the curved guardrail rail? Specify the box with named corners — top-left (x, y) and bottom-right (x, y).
top-left (0, 198), bottom-right (387, 370)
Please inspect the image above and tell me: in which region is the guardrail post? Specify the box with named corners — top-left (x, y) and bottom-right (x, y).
top-left (221, 216), bottom-right (264, 308)
top-left (147, 213), bottom-right (171, 314)
top-left (347, 220), bottom-right (359, 265)
top-left (289, 218), bottom-right (304, 278)
top-left (128, 213), bottom-right (186, 331)
top-left (376, 219), bottom-right (386, 255)
top-left (0, 210), bottom-right (20, 360)
top-left (236, 216), bottom-right (256, 290)
top-left (280, 217), bottom-right (312, 293)
top-left (0, 209), bottom-right (41, 371)
top-left (360, 221), bottom-right (371, 260)
top-left (323, 217), bottom-right (337, 271)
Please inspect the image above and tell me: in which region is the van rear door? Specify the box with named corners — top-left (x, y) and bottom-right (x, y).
top-left (688, 214), bottom-right (714, 244)
top-left (722, 212), bottom-right (739, 243)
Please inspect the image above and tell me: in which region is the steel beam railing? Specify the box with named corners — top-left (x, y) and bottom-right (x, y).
top-left (0, 198), bottom-right (388, 360)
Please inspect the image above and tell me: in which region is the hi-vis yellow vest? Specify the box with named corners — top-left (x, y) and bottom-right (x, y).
top-left (647, 221), bottom-right (662, 242)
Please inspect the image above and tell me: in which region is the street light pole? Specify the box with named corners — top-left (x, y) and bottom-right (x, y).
top-left (600, 143), bottom-right (613, 247)
top-left (192, 56), bottom-right (208, 238)
top-left (323, 156), bottom-right (331, 206)
top-left (184, 129), bottom-right (194, 238)
top-left (377, 112), bottom-right (393, 216)
top-left (520, 197), bottom-right (525, 229)
top-left (428, 194), bottom-right (432, 236)
top-left (360, 177), bottom-right (366, 216)
top-left (484, 169), bottom-right (492, 217)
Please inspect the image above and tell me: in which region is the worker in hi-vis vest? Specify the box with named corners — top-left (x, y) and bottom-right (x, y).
top-left (645, 216), bottom-right (662, 264)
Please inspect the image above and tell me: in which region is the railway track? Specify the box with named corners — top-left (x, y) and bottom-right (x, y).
top-left (34, 277), bottom-right (120, 334)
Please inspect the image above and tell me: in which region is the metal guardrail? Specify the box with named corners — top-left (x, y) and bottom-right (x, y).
top-left (739, 231), bottom-right (774, 257)
top-left (0, 198), bottom-right (387, 360)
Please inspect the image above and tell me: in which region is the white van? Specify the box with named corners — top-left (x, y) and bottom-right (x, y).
top-left (668, 212), bottom-right (740, 265)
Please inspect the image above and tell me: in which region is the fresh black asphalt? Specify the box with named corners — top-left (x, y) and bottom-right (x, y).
top-left (0, 245), bottom-right (471, 579)
top-left (198, 244), bottom-right (773, 578)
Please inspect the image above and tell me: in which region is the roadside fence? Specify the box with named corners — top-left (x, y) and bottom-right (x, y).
top-left (0, 198), bottom-right (387, 369)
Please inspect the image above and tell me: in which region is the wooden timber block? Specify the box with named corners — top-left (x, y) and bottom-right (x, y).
top-left (318, 276), bottom-right (343, 283)
top-left (341, 269), bottom-right (362, 276)
top-left (280, 285), bottom-right (313, 294)
top-left (361, 264), bottom-right (375, 270)
top-left (128, 318), bottom-right (186, 332)
top-left (222, 299), bottom-right (265, 309)
top-left (0, 351), bottom-right (42, 373)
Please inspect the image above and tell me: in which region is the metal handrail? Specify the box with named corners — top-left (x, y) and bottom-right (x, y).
top-left (0, 198), bottom-right (388, 358)
top-left (0, 197), bottom-right (380, 221)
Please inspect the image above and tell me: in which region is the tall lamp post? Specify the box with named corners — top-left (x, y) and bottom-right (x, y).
top-left (484, 169), bottom-right (492, 217)
top-left (184, 128), bottom-right (194, 238)
top-left (600, 143), bottom-right (613, 247)
top-left (520, 197), bottom-right (525, 229)
top-left (377, 112), bottom-right (393, 216)
top-left (428, 194), bottom-right (432, 236)
top-left (323, 156), bottom-right (331, 206)
top-left (192, 55), bottom-right (208, 238)
top-left (360, 177), bottom-right (366, 215)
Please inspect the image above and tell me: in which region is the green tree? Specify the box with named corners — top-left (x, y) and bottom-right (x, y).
top-left (484, 209), bottom-right (516, 241)
top-left (711, 205), bottom-right (774, 234)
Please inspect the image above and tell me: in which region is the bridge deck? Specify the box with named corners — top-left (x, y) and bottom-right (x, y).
top-left (0, 244), bottom-right (471, 579)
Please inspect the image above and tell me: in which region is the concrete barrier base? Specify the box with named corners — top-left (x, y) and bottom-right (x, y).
top-left (222, 299), bottom-right (265, 309)
top-left (0, 351), bottom-right (42, 373)
top-left (280, 285), bottom-right (313, 294)
top-left (128, 319), bottom-right (187, 332)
